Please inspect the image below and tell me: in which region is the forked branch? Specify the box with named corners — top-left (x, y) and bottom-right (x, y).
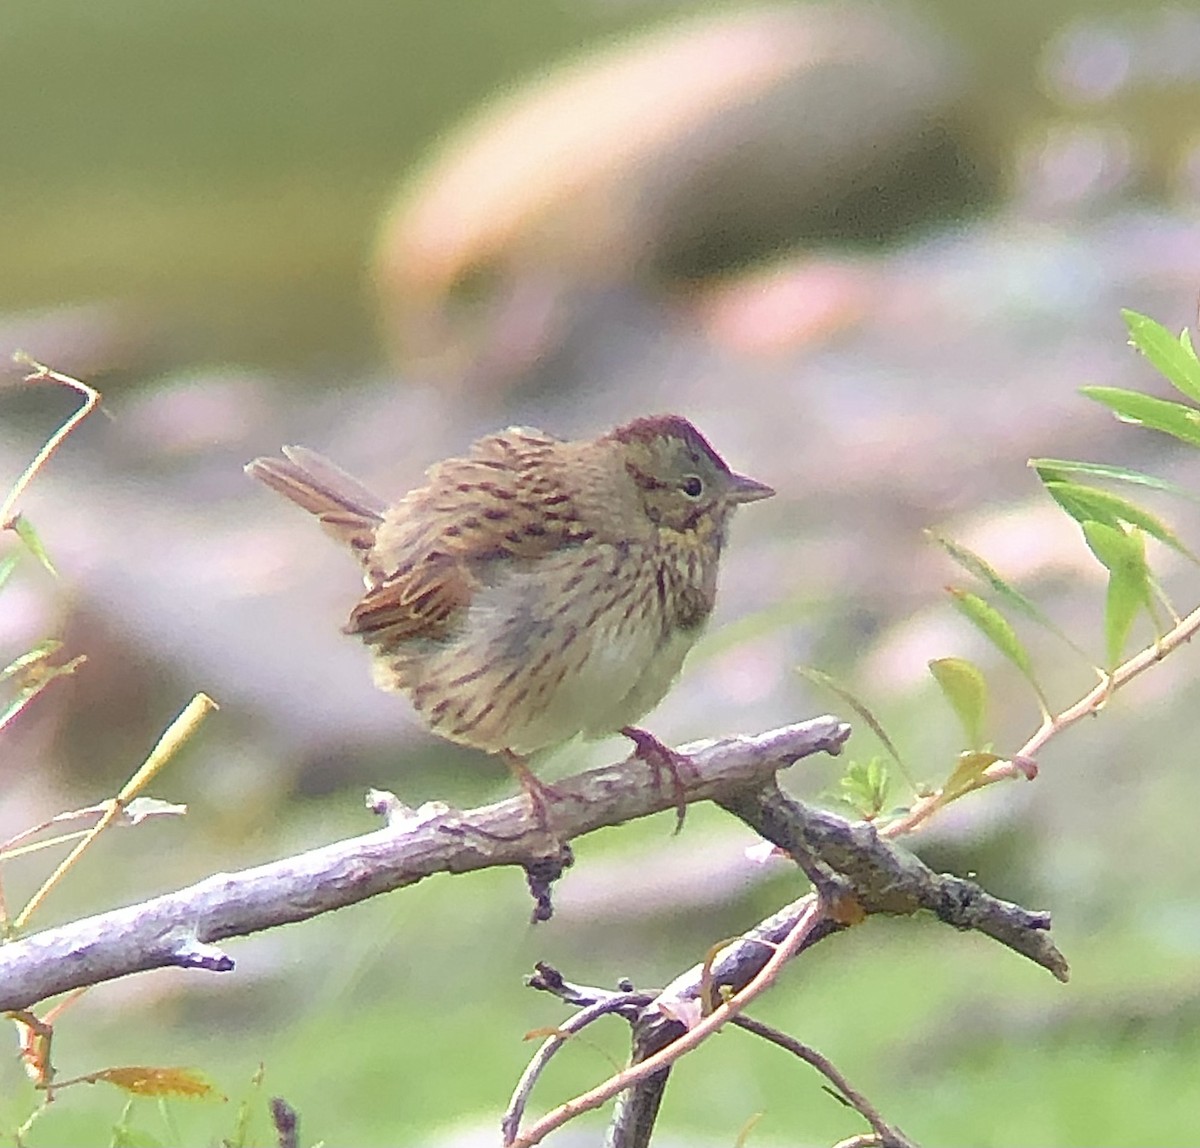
top-left (0, 718), bottom-right (849, 1012)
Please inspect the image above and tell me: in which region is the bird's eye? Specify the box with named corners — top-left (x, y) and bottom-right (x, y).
top-left (681, 475), bottom-right (704, 498)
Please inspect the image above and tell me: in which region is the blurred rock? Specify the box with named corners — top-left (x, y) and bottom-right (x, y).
top-left (375, 1), bottom-right (991, 389)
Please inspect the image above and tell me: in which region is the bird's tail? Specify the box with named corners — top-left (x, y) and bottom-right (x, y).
top-left (245, 445), bottom-right (386, 558)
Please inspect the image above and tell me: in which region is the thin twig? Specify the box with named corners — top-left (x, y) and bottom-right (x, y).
top-left (524, 963), bottom-right (646, 1013)
top-left (732, 1015), bottom-right (917, 1148)
top-left (1, 356), bottom-right (101, 531)
top-left (507, 899), bottom-right (827, 1148)
top-left (1, 799), bottom-right (185, 861)
top-left (502, 992), bottom-right (654, 1145)
top-left (0, 654), bottom-right (88, 737)
top-left (881, 596), bottom-right (1200, 839)
top-left (11, 693), bottom-right (217, 932)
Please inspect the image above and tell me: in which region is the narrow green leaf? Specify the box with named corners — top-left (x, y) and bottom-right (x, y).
top-left (1030, 458), bottom-right (1200, 503)
top-left (799, 667), bottom-right (912, 784)
top-left (1081, 522), bottom-right (1151, 666)
top-left (1082, 519), bottom-right (1148, 578)
top-left (0, 552), bottom-right (18, 592)
top-left (946, 588), bottom-right (1035, 679)
top-left (10, 515), bottom-right (57, 577)
top-left (1042, 481), bottom-right (1120, 529)
top-left (1032, 463), bottom-right (1070, 485)
top-left (1103, 572), bottom-right (1143, 669)
top-left (929, 657), bottom-right (988, 750)
top-left (1123, 309), bottom-right (1200, 403)
top-left (0, 640), bottom-right (63, 682)
top-left (1081, 386), bottom-right (1200, 447)
top-left (929, 533), bottom-right (1041, 619)
top-left (0, 695), bottom-right (32, 732)
top-left (928, 531), bottom-right (1095, 669)
top-left (1146, 567), bottom-right (1179, 626)
top-left (0, 655), bottom-right (85, 733)
top-left (943, 750), bottom-right (1003, 800)
top-left (1042, 480), bottom-right (1197, 562)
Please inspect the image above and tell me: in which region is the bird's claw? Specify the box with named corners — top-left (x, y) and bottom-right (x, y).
top-left (620, 726), bottom-right (697, 833)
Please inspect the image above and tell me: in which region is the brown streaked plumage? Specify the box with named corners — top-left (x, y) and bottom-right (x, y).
top-left (246, 415), bottom-right (772, 823)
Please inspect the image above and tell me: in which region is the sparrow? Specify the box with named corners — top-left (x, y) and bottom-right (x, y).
top-left (247, 415), bottom-right (772, 826)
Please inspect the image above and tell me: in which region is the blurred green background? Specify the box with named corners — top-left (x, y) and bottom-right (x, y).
top-left (4, 1), bottom-right (1200, 1145)
top-left (3, 0), bottom-right (1194, 376)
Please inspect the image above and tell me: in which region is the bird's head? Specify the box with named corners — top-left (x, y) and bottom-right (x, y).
top-left (607, 415), bottom-right (773, 537)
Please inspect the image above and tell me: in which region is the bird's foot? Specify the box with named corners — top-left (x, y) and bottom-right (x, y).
top-left (620, 726), bottom-right (697, 833)
top-left (502, 750), bottom-right (569, 835)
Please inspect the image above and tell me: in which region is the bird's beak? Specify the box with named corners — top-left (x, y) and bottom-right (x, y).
top-left (729, 473), bottom-right (775, 504)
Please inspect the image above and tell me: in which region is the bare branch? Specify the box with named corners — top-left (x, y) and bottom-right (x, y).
top-left (523, 778), bottom-right (1067, 1145)
top-left (718, 781), bottom-right (1068, 981)
top-left (0, 718), bottom-right (849, 1011)
top-left (598, 896), bottom-right (841, 1148)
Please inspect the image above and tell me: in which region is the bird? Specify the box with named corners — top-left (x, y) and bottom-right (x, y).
top-left (246, 415), bottom-right (773, 828)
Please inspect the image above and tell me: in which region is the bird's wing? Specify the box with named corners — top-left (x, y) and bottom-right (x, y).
top-left (346, 429), bottom-right (595, 645)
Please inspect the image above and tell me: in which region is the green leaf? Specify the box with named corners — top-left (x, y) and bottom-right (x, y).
top-left (1081, 386), bottom-right (1200, 447)
top-left (928, 657), bottom-right (988, 750)
top-left (929, 532), bottom-right (1043, 622)
top-left (0, 639), bottom-right (63, 682)
top-left (836, 757), bottom-right (891, 820)
top-left (0, 552), bottom-right (18, 592)
top-left (1103, 573), bottom-right (1144, 669)
top-left (1082, 519), bottom-right (1148, 578)
top-left (0, 694), bottom-right (32, 732)
top-left (1042, 480), bottom-right (1198, 562)
top-left (10, 515), bottom-right (57, 577)
top-left (1123, 309), bottom-right (1200, 403)
top-left (928, 531), bottom-right (1094, 671)
top-left (946, 588), bottom-right (1037, 681)
top-left (1029, 458), bottom-right (1200, 503)
top-left (943, 750), bottom-right (1003, 800)
top-left (1081, 521), bottom-right (1152, 666)
top-left (0, 653), bottom-right (85, 733)
top-left (799, 667), bottom-right (914, 788)
top-left (1183, 327), bottom-right (1198, 366)
top-left (1043, 481), bottom-right (1119, 528)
